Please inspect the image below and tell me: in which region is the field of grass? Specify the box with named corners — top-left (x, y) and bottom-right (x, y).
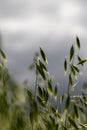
top-left (0, 37), bottom-right (87, 130)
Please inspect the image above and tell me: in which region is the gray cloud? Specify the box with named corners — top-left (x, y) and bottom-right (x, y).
top-left (0, 0), bottom-right (87, 87)
top-left (0, 0), bottom-right (31, 18)
top-left (0, 0), bottom-right (58, 19)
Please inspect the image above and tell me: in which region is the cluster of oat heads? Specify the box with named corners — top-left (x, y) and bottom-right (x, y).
top-left (0, 37), bottom-right (87, 130)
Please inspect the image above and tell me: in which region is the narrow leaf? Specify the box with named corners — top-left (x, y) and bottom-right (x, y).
top-left (40, 48), bottom-right (48, 63)
top-left (38, 86), bottom-right (43, 97)
top-left (72, 65), bottom-right (80, 73)
top-left (68, 117), bottom-right (79, 129)
top-left (77, 55), bottom-right (84, 66)
top-left (36, 64), bottom-right (46, 80)
top-left (76, 36), bottom-right (80, 49)
top-left (77, 55), bottom-right (81, 62)
top-left (51, 106), bottom-right (56, 113)
top-left (71, 65), bottom-right (77, 78)
top-left (69, 74), bottom-right (73, 86)
top-left (65, 94), bottom-right (70, 110)
top-left (60, 94), bottom-right (65, 103)
top-left (74, 104), bottom-right (79, 118)
top-left (54, 86), bottom-right (58, 100)
top-left (64, 58), bottom-right (67, 74)
top-left (37, 96), bottom-right (45, 107)
top-left (45, 91), bottom-right (48, 103)
top-left (47, 80), bottom-right (53, 95)
top-left (78, 58), bottom-right (87, 65)
top-left (39, 60), bottom-right (48, 71)
top-left (26, 89), bottom-right (33, 100)
top-left (0, 48), bottom-right (6, 59)
top-left (79, 106), bottom-right (85, 114)
top-left (80, 123), bottom-right (87, 128)
top-left (70, 45), bottom-right (74, 61)
top-left (72, 82), bottom-right (78, 90)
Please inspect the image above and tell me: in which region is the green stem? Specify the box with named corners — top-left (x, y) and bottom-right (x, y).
top-left (34, 69), bottom-right (38, 98)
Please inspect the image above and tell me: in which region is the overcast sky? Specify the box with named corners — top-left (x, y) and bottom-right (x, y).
top-left (0, 0), bottom-right (87, 36)
top-left (0, 0), bottom-right (87, 87)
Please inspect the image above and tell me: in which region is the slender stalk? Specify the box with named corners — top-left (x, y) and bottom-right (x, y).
top-left (34, 69), bottom-right (38, 98)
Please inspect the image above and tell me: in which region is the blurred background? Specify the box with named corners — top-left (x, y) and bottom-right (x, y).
top-left (0, 0), bottom-right (87, 90)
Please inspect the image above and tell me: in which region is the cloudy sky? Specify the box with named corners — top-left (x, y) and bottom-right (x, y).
top-left (0, 0), bottom-right (87, 87)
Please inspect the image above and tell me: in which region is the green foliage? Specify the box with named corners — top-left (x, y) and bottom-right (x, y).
top-left (0, 37), bottom-right (87, 130)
